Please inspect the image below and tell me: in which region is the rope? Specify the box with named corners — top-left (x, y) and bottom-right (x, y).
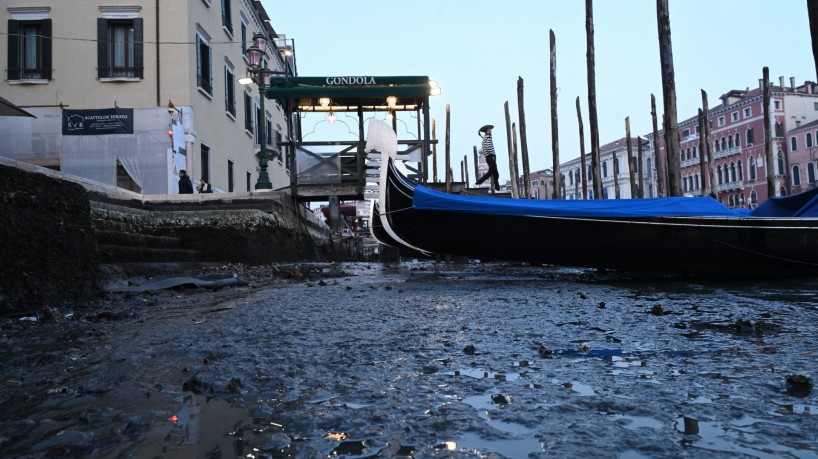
top-left (713, 239), bottom-right (818, 266)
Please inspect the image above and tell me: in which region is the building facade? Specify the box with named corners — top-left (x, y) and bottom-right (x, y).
top-left (562, 137), bottom-right (655, 200)
top-left (2, 0), bottom-right (295, 194)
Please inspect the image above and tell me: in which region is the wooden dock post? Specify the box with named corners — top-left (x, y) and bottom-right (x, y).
top-left (463, 155), bottom-right (470, 186)
top-left (432, 118), bottom-right (437, 183)
top-left (504, 101), bottom-right (519, 198)
top-left (550, 29), bottom-right (561, 199)
top-left (763, 66), bottom-right (775, 199)
top-left (697, 108), bottom-right (707, 197)
top-left (613, 149), bottom-right (620, 199)
top-left (701, 90), bottom-right (716, 198)
top-left (576, 97), bottom-right (588, 199)
top-left (517, 77), bottom-right (531, 199)
top-left (637, 136), bottom-right (644, 198)
top-left (626, 117), bottom-right (636, 198)
top-left (473, 146), bottom-right (479, 185)
top-left (445, 104), bottom-right (451, 193)
top-left (651, 94), bottom-right (666, 197)
top-left (512, 123), bottom-right (522, 197)
top-left (586, 0), bottom-right (603, 199)
top-left (657, 0), bottom-right (682, 196)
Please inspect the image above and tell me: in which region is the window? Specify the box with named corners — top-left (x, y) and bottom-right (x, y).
top-left (792, 165), bottom-right (801, 186)
top-left (731, 112), bottom-right (739, 122)
top-left (775, 122), bottom-right (784, 138)
top-left (749, 156), bottom-right (757, 181)
top-left (814, 102), bottom-right (818, 111)
top-left (243, 91), bottom-right (253, 133)
top-left (224, 63), bottom-right (236, 117)
top-left (728, 136), bottom-right (734, 149)
top-left (266, 116), bottom-right (273, 147)
top-left (602, 161), bottom-right (608, 178)
top-left (744, 107), bottom-right (751, 118)
top-left (734, 134), bottom-right (740, 148)
top-left (774, 100), bottom-right (782, 110)
top-left (721, 137), bottom-right (727, 151)
top-left (778, 153), bottom-right (785, 175)
top-left (254, 101), bottom-right (261, 144)
top-left (240, 19), bottom-right (247, 54)
top-left (196, 33), bottom-right (213, 95)
top-left (8, 19), bottom-right (52, 80)
top-left (718, 116), bottom-right (726, 127)
top-left (97, 18), bottom-right (143, 78)
top-left (730, 162), bottom-right (736, 182)
top-left (221, 0), bottom-right (233, 35)
top-left (791, 137), bottom-right (798, 152)
top-left (809, 163), bottom-right (816, 183)
top-left (807, 133), bottom-right (814, 149)
top-left (200, 143), bottom-right (210, 182)
top-left (227, 159), bottom-right (235, 192)
top-left (737, 160), bottom-right (743, 181)
top-left (682, 128), bottom-right (689, 138)
top-left (717, 165), bottom-right (723, 184)
top-left (746, 128), bottom-right (754, 145)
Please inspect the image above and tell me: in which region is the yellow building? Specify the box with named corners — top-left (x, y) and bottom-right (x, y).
top-left (1, 0), bottom-right (295, 194)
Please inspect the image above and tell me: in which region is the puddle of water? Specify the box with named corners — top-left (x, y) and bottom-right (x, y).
top-left (446, 368), bottom-right (521, 381)
top-left (566, 381), bottom-right (596, 396)
top-left (459, 394), bottom-right (544, 457)
top-left (607, 413), bottom-right (664, 430)
top-left (674, 416), bottom-right (811, 458)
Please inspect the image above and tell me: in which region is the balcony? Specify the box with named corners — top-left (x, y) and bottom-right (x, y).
top-left (713, 145), bottom-right (740, 160)
top-left (717, 180), bottom-right (744, 193)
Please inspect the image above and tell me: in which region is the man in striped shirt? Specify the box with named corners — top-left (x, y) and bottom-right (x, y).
top-left (475, 124), bottom-right (500, 191)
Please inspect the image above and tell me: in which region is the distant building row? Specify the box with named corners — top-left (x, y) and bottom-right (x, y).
top-left (487, 78), bottom-right (818, 208)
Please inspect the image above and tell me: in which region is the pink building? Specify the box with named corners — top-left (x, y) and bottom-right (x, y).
top-left (656, 78), bottom-right (818, 208)
top-left (786, 119), bottom-right (818, 194)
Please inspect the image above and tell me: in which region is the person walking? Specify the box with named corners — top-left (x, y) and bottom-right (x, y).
top-left (474, 124), bottom-right (500, 191)
top-left (197, 178), bottom-right (213, 193)
top-left (178, 169), bottom-right (193, 194)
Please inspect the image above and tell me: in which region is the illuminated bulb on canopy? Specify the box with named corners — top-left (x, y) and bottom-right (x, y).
top-left (319, 97), bottom-right (331, 108)
top-left (386, 96), bottom-right (397, 108)
top-left (327, 112), bottom-right (336, 126)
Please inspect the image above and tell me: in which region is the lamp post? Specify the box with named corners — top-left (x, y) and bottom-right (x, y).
top-left (243, 33), bottom-right (274, 190)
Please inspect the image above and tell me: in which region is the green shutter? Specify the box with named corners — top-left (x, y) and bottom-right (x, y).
top-left (41, 19), bottom-right (52, 80)
top-left (8, 20), bottom-right (19, 80)
top-left (133, 18), bottom-right (143, 78)
top-left (97, 18), bottom-right (108, 78)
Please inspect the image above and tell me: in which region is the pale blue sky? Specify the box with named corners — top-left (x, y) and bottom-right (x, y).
top-left (263, 0), bottom-right (815, 180)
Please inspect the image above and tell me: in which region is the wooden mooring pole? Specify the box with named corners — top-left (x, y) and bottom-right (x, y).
top-left (576, 97), bottom-right (588, 199)
top-left (517, 77), bottom-right (531, 198)
top-left (586, 0), bottom-right (603, 199)
top-left (626, 117), bottom-right (636, 198)
top-left (651, 94), bottom-right (666, 197)
top-left (550, 29), bottom-right (561, 199)
top-left (657, 0), bottom-right (682, 196)
top-left (504, 101), bottom-right (519, 198)
top-left (763, 66), bottom-right (775, 199)
top-left (445, 104), bottom-right (451, 193)
top-left (432, 118), bottom-right (437, 183)
top-left (701, 90), bottom-right (716, 198)
top-left (637, 136), bottom-right (644, 198)
top-left (697, 108), bottom-right (707, 197)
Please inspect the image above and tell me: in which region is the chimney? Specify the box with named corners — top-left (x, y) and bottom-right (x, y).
top-left (759, 79), bottom-right (764, 90)
top-left (779, 76), bottom-right (785, 88)
top-left (791, 77), bottom-right (796, 91)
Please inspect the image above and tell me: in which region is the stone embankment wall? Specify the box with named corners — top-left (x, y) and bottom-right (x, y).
top-left (0, 157), bottom-right (331, 312)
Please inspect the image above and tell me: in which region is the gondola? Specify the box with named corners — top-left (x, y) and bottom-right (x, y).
top-left (377, 156), bottom-right (818, 277)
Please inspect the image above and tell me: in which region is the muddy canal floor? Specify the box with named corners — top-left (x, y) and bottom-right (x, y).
top-left (1, 262), bottom-right (817, 458)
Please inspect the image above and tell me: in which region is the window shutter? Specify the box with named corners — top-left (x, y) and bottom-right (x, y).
top-left (133, 18), bottom-right (143, 78)
top-left (196, 36), bottom-right (201, 84)
top-left (8, 20), bottom-right (19, 80)
top-left (97, 18), bottom-right (108, 78)
top-left (207, 45), bottom-right (212, 89)
top-left (41, 19), bottom-right (52, 80)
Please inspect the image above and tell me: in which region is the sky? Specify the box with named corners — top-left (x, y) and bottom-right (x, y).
top-left (263, 0), bottom-right (816, 181)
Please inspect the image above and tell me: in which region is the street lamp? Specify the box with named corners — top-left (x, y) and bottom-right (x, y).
top-left (241, 32), bottom-right (275, 190)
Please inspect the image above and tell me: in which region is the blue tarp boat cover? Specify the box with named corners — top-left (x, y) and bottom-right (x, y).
top-left (413, 185), bottom-right (747, 218)
top-left (748, 186), bottom-right (818, 217)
